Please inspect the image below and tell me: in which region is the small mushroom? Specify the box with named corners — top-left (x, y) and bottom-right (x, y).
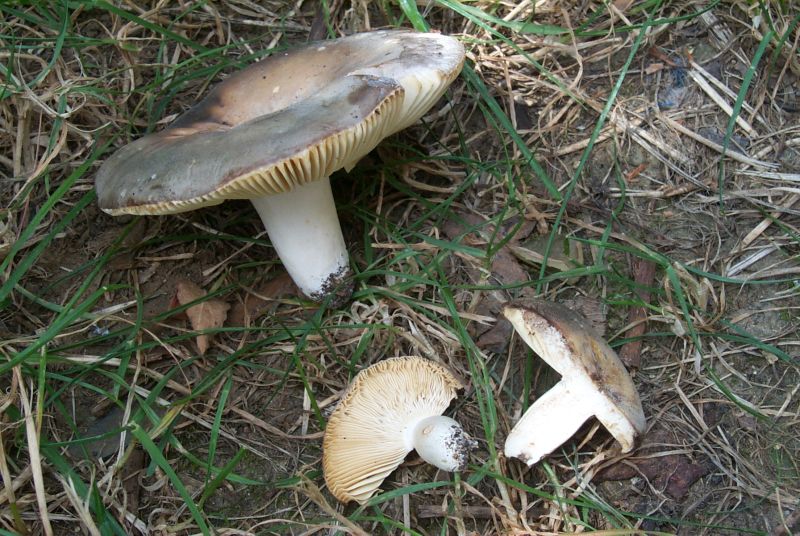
top-left (323, 356), bottom-right (476, 504)
top-left (95, 30), bottom-right (464, 305)
top-left (503, 300), bottom-right (646, 466)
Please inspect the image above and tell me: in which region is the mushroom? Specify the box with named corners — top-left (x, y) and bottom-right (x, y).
top-left (95, 30), bottom-right (465, 304)
top-left (323, 356), bottom-right (476, 504)
top-left (503, 300), bottom-right (646, 466)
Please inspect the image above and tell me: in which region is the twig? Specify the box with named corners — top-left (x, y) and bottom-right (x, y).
top-left (417, 504), bottom-right (496, 519)
top-left (618, 258), bottom-right (657, 368)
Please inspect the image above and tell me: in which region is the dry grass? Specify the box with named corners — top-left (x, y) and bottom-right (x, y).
top-left (1, 1), bottom-right (799, 535)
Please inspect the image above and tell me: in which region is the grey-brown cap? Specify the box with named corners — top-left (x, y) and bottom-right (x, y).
top-left (323, 356), bottom-right (474, 504)
top-left (503, 300), bottom-right (646, 465)
top-left (95, 30), bottom-right (465, 215)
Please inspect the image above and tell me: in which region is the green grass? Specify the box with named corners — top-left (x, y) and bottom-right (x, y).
top-left (1, 1), bottom-right (798, 535)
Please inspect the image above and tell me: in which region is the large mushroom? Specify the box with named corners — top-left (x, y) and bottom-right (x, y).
top-left (323, 356), bottom-right (476, 504)
top-left (95, 30), bottom-right (465, 304)
top-left (503, 300), bottom-right (646, 466)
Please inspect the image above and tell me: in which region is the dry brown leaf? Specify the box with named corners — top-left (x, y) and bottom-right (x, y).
top-left (596, 427), bottom-right (713, 500)
top-left (175, 279), bottom-right (230, 355)
top-left (228, 272), bottom-right (298, 326)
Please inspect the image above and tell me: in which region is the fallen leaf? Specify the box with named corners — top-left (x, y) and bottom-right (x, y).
top-left (511, 233), bottom-right (584, 274)
top-left (596, 428), bottom-right (710, 500)
top-left (488, 247), bottom-right (529, 286)
top-left (175, 279), bottom-right (230, 355)
top-left (645, 62), bottom-right (666, 75)
top-left (440, 211), bottom-right (537, 354)
top-left (476, 316), bottom-right (514, 353)
top-left (665, 461), bottom-right (709, 500)
top-left (228, 272), bottom-right (298, 326)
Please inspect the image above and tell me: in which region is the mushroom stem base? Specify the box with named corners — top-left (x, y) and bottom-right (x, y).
top-left (504, 379), bottom-right (595, 466)
top-left (250, 177), bottom-right (351, 304)
top-left (411, 415), bottom-right (476, 472)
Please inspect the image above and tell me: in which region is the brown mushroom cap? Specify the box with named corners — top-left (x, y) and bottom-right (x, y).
top-left (503, 300), bottom-right (646, 465)
top-left (96, 74), bottom-right (402, 214)
top-left (95, 29), bottom-right (465, 215)
top-left (323, 356), bottom-right (465, 504)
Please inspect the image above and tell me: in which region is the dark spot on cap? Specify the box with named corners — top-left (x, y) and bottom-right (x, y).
top-left (347, 83), bottom-right (371, 105)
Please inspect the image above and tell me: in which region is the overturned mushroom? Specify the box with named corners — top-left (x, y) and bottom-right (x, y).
top-left (95, 30), bottom-right (465, 305)
top-left (323, 356), bottom-right (476, 504)
top-left (503, 300), bottom-right (646, 466)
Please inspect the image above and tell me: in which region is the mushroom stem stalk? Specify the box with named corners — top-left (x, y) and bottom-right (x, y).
top-left (504, 379), bottom-right (596, 466)
top-left (411, 415), bottom-right (475, 472)
top-left (250, 177), bottom-right (351, 303)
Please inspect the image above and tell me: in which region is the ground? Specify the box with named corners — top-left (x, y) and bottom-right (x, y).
top-left (0, 1), bottom-right (798, 535)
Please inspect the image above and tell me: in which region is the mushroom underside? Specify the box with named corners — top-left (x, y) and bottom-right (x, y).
top-left (322, 356), bottom-right (471, 504)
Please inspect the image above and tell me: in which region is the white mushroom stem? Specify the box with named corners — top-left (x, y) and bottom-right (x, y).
top-left (507, 373), bottom-right (645, 467)
top-left (410, 415), bottom-right (476, 472)
top-left (250, 177), bottom-right (349, 301)
top-left (504, 379), bottom-right (599, 466)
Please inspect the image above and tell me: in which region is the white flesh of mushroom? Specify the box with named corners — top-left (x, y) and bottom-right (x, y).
top-left (505, 376), bottom-right (604, 465)
top-left (250, 177), bottom-right (347, 301)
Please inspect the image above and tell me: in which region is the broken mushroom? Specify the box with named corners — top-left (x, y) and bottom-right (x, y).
top-left (95, 30), bottom-right (465, 305)
top-left (323, 356), bottom-right (476, 504)
top-left (503, 300), bottom-right (646, 466)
